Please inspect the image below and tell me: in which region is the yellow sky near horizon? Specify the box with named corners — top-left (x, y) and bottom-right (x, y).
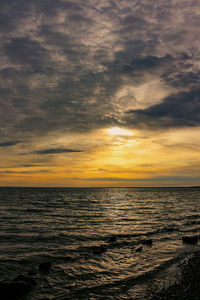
top-left (0, 126), bottom-right (199, 187)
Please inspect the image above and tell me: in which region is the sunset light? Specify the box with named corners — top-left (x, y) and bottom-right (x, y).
top-left (0, 1), bottom-right (200, 299)
top-left (106, 127), bottom-right (133, 136)
top-left (0, 0), bottom-right (199, 188)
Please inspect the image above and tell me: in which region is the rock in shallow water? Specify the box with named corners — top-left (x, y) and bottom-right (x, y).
top-left (13, 274), bottom-right (36, 286)
top-left (135, 246), bottom-right (143, 252)
top-left (0, 281), bottom-right (29, 299)
top-left (182, 235), bottom-right (198, 245)
top-left (0, 275), bottom-right (36, 299)
top-left (27, 269), bottom-right (37, 276)
top-left (39, 261), bottom-right (52, 273)
top-left (108, 236), bottom-right (117, 243)
top-left (92, 245), bottom-right (107, 255)
top-left (142, 238), bottom-right (153, 246)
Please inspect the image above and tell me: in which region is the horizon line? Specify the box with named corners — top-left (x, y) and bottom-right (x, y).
top-left (0, 186), bottom-right (199, 188)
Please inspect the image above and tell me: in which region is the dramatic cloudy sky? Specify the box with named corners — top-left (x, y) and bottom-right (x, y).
top-left (0, 0), bottom-right (200, 186)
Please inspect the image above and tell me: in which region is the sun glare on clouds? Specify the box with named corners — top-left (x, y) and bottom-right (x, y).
top-left (106, 127), bottom-right (133, 136)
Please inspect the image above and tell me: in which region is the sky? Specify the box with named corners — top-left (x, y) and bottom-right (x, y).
top-left (0, 0), bottom-right (200, 187)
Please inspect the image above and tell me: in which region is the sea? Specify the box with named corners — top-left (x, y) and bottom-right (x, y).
top-left (0, 187), bottom-right (199, 299)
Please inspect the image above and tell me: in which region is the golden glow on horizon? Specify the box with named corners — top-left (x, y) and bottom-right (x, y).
top-left (0, 127), bottom-right (200, 187)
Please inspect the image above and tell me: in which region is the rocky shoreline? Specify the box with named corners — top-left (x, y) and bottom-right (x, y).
top-left (148, 250), bottom-right (200, 300)
top-left (0, 236), bottom-right (199, 299)
top-left (0, 262), bottom-right (51, 299)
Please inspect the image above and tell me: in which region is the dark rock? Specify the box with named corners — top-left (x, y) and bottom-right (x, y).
top-left (108, 236), bottom-right (117, 243)
top-left (93, 249), bottom-right (102, 255)
top-left (64, 256), bottom-right (74, 262)
top-left (66, 282), bottom-right (76, 290)
top-left (39, 261), bottom-right (52, 273)
top-left (93, 245), bottom-right (107, 255)
top-left (0, 280), bottom-right (30, 299)
top-left (13, 274), bottom-right (36, 287)
top-left (182, 235), bottom-right (198, 245)
top-left (99, 245), bottom-right (107, 252)
top-left (0, 274), bottom-right (36, 299)
top-left (27, 270), bottom-right (37, 276)
top-left (135, 246), bottom-right (143, 252)
top-left (142, 239), bottom-right (153, 246)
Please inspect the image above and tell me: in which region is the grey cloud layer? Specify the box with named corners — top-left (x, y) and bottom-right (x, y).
top-left (125, 89), bottom-right (200, 129)
top-left (0, 0), bottom-right (200, 143)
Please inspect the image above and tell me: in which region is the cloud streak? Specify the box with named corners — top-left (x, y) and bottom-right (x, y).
top-left (0, 141), bottom-right (21, 147)
top-left (33, 148), bottom-right (83, 155)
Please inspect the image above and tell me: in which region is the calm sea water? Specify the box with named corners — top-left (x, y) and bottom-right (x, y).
top-left (0, 187), bottom-right (200, 299)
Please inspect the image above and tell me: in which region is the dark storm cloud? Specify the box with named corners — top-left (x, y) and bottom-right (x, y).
top-left (125, 89), bottom-right (200, 129)
top-left (162, 69), bottom-right (200, 89)
top-left (121, 54), bottom-right (173, 74)
top-left (0, 0), bottom-right (200, 143)
top-left (0, 141), bottom-right (21, 147)
top-left (120, 15), bottom-right (148, 31)
top-left (33, 148), bottom-right (83, 155)
top-left (0, 0), bottom-right (33, 34)
top-left (3, 37), bottom-right (49, 67)
top-left (131, 55), bottom-right (173, 71)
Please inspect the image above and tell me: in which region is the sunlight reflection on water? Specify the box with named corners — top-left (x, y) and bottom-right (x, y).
top-left (0, 187), bottom-right (199, 299)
